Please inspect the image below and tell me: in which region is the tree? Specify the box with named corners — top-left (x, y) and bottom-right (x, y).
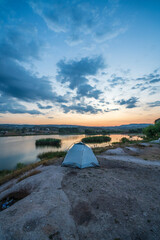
top-left (143, 121), bottom-right (160, 138)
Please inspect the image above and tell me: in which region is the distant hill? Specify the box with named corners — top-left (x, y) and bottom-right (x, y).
top-left (0, 123), bottom-right (152, 129)
top-left (103, 123), bottom-right (152, 130)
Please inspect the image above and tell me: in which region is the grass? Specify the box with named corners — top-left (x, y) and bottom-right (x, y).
top-left (82, 135), bottom-right (111, 143)
top-left (0, 162), bottom-right (41, 186)
top-left (93, 145), bottom-right (112, 154)
top-left (119, 137), bottom-right (146, 144)
top-left (16, 162), bottom-right (26, 169)
top-left (120, 137), bottom-right (130, 143)
top-left (37, 151), bottom-right (66, 160)
top-left (35, 138), bottom-right (61, 147)
top-left (0, 170), bottom-right (11, 178)
top-left (17, 170), bottom-right (41, 183)
top-left (0, 151), bottom-right (66, 186)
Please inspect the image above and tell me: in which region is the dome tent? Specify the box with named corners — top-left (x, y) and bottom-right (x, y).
top-left (62, 142), bottom-right (99, 169)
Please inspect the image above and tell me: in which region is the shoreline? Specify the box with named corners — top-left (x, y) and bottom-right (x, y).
top-left (0, 132), bottom-right (144, 138)
top-left (0, 141), bottom-right (158, 185)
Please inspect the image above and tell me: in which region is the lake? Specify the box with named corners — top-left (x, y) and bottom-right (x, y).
top-left (0, 134), bottom-right (142, 170)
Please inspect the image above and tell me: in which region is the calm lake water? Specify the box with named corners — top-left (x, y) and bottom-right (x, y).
top-left (0, 134), bottom-right (141, 170)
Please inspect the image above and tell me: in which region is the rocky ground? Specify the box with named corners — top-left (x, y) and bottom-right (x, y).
top-left (0, 143), bottom-right (160, 240)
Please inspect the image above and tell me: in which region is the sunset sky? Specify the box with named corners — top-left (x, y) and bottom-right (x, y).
top-left (0, 0), bottom-right (160, 126)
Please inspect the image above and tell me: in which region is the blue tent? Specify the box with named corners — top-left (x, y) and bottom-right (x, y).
top-left (62, 142), bottom-right (99, 168)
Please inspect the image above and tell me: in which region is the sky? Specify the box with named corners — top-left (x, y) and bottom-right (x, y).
top-left (0, 0), bottom-right (160, 126)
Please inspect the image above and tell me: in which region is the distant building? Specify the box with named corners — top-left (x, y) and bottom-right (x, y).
top-left (155, 118), bottom-right (160, 124)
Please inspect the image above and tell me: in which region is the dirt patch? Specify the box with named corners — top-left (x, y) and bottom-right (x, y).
top-left (23, 219), bottom-right (38, 232)
top-left (138, 144), bottom-right (160, 161)
top-left (42, 157), bottom-right (63, 166)
top-left (62, 156), bottom-right (160, 240)
top-left (70, 201), bottom-right (95, 225)
top-left (0, 188), bottom-right (30, 211)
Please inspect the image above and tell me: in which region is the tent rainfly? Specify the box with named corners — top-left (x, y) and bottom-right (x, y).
top-left (62, 142), bottom-right (100, 168)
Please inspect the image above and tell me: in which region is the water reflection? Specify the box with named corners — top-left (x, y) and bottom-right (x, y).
top-left (0, 134), bottom-right (142, 170)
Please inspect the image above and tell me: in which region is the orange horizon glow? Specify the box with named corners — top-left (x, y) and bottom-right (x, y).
top-left (0, 112), bottom-right (157, 127)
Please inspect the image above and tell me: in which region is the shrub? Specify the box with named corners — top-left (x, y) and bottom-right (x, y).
top-left (120, 137), bottom-right (130, 143)
top-left (82, 136), bottom-right (111, 143)
top-left (143, 122), bottom-right (160, 139)
top-left (16, 163), bottom-right (26, 170)
top-left (37, 151), bottom-right (66, 160)
top-left (35, 138), bottom-right (61, 147)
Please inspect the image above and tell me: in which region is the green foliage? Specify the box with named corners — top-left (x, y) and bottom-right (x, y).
top-left (59, 128), bottom-right (80, 134)
top-left (128, 128), bottom-right (143, 133)
top-left (143, 122), bottom-right (160, 139)
top-left (120, 137), bottom-right (130, 143)
top-left (37, 151), bottom-right (66, 160)
top-left (35, 138), bottom-right (61, 147)
top-left (16, 163), bottom-right (26, 169)
top-left (0, 170), bottom-right (11, 177)
top-left (85, 129), bottom-right (108, 135)
top-left (82, 135), bottom-right (111, 143)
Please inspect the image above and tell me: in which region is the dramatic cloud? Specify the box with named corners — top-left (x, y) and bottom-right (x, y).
top-left (0, 58), bottom-right (65, 103)
top-left (0, 97), bottom-right (42, 115)
top-left (61, 103), bottom-right (102, 114)
top-left (37, 103), bottom-right (53, 109)
top-left (0, 28), bottom-right (66, 111)
top-left (108, 75), bottom-right (126, 87)
top-left (56, 56), bottom-right (104, 100)
top-left (77, 84), bottom-right (102, 99)
top-left (104, 108), bottom-right (119, 112)
top-left (116, 97), bottom-right (139, 108)
top-left (148, 101), bottom-right (160, 107)
top-left (136, 70), bottom-right (160, 84)
top-left (0, 29), bottom-right (40, 62)
top-left (31, 0), bottom-right (126, 44)
top-left (57, 56), bottom-right (105, 89)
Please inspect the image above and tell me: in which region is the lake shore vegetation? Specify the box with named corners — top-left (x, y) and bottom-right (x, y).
top-left (35, 138), bottom-right (61, 147)
top-left (82, 135), bottom-right (111, 143)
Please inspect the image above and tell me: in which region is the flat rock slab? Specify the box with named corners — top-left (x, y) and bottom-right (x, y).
top-left (139, 143), bottom-right (151, 147)
top-left (98, 154), bottom-right (160, 167)
top-left (105, 147), bottom-right (127, 155)
top-left (125, 147), bottom-right (141, 154)
top-left (0, 166), bottom-right (78, 240)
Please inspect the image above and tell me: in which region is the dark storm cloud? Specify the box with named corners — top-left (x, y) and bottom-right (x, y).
top-left (31, 0), bottom-right (125, 44)
top-left (116, 97), bottom-right (139, 108)
top-left (148, 101), bottom-right (160, 107)
top-left (61, 103), bottom-right (102, 114)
